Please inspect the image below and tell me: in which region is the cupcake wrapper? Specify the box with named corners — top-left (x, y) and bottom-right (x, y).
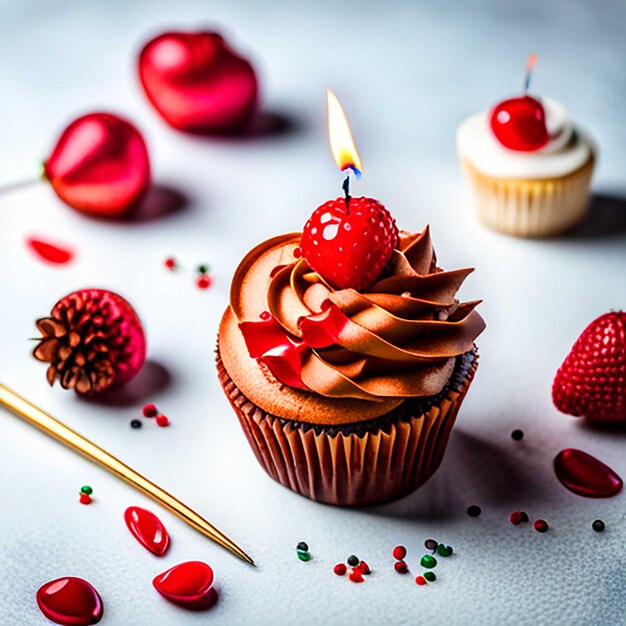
top-left (462, 156), bottom-right (594, 237)
top-left (217, 350), bottom-right (477, 506)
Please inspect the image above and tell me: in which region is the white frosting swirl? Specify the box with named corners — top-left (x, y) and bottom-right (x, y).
top-left (457, 97), bottom-right (593, 179)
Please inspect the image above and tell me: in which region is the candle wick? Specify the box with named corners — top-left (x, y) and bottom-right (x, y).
top-left (342, 174), bottom-right (351, 213)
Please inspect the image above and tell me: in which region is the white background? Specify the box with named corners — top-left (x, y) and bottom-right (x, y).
top-left (0, 1), bottom-right (625, 624)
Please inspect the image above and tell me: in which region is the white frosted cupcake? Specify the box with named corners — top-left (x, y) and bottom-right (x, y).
top-left (457, 94), bottom-right (595, 238)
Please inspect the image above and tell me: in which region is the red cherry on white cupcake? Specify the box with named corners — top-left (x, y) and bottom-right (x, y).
top-left (138, 31), bottom-right (258, 134)
top-left (489, 95), bottom-right (549, 152)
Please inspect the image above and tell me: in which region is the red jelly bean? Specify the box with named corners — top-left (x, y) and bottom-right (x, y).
top-left (142, 404), bottom-right (158, 417)
top-left (36, 577), bottom-right (103, 625)
top-left (156, 415), bottom-right (170, 427)
top-left (534, 519), bottom-right (549, 533)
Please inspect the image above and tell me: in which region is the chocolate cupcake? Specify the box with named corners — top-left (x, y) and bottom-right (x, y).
top-left (217, 203), bottom-right (485, 506)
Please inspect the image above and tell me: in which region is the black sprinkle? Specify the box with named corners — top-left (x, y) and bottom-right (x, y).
top-left (130, 419), bottom-right (142, 429)
top-left (424, 539), bottom-right (438, 552)
top-left (347, 555), bottom-right (359, 567)
top-left (296, 541), bottom-right (308, 552)
top-left (519, 511), bottom-right (529, 523)
top-left (467, 505), bottom-right (482, 517)
top-left (592, 519), bottom-right (605, 532)
top-left (511, 429), bottom-right (524, 441)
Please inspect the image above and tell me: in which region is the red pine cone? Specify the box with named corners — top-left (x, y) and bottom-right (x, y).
top-left (44, 113), bottom-right (151, 218)
top-left (552, 311), bottom-right (626, 422)
top-left (33, 289), bottom-right (146, 395)
top-left (300, 196), bottom-right (399, 290)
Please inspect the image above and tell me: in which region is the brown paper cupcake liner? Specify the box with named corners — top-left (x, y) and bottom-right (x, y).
top-left (462, 155), bottom-right (594, 237)
top-left (217, 348), bottom-right (478, 506)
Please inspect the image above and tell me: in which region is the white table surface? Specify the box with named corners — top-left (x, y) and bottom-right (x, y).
top-left (0, 1), bottom-right (625, 624)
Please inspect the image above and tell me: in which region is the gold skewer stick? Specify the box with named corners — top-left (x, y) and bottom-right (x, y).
top-left (0, 383), bottom-right (254, 566)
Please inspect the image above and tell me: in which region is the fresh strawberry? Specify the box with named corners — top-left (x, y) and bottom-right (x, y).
top-left (552, 312), bottom-right (626, 422)
top-left (299, 196), bottom-right (398, 290)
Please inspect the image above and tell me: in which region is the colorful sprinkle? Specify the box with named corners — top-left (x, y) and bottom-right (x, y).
top-left (533, 519), bottom-right (549, 533)
top-left (79, 493), bottom-right (92, 505)
top-left (164, 257), bottom-right (176, 270)
top-left (297, 551), bottom-right (311, 562)
top-left (130, 419), bottom-right (142, 429)
top-left (392, 545), bottom-right (407, 560)
top-left (467, 505), bottom-right (481, 517)
top-left (415, 576), bottom-right (427, 586)
top-left (296, 541), bottom-right (308, 552)
top-left (197, 264), bottom-right (209, 274)
top-left (420, 555), bottom-right (437, 569)
top-left (156, 415), bottom-right (170, 427)
top-left (423, 571), bottom-right (436, 582)
top-left (424, 539), bottom-right (438, 552)
top-left (437, 544), bottom-right (453, 557)
top-left (347, 555), bottom-right (359, 567)
top-left (592, 519), bottom-right (605, 532)
top-left (333, 563), bottom-right (347, 576)
top-left (349, 569), bottom-right (364, 583)
top-left (80, 485), bottom-right (93, 495)
top-left (394, 561), bottom-right (409, 574)
top-left (511, 429), bottom-right (524, 441)
top-left (358, 561), bottom-right (371, 575)
top-left (142, 404), bottom-right (158, 418)
top-left (197, 275), bottom-right (212, 290)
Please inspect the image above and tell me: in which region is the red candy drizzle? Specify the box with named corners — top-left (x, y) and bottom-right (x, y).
top-left (153, 561), bottom-right (218, 610)
top-left (36, 577), bottom-right (103, 625)
top-left (27, 238), bottom-right (74, 265)
top-left (124, 506), bottom-right (170, 556)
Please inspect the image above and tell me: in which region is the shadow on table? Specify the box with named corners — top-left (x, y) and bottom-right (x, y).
top-left (127, 183), bottom-right (191, 223)
top-left (361, 429), bottom-right (553, 522)
top-left (577, 418), bottom-right (626, 436)
top-left (564, 191), bottom-right (626, 240)
top-left (78, 359), bottom-right (173, 407)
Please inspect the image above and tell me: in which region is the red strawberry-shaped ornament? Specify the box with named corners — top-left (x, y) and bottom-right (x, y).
top-left (138, 31), bottom-right (258, 134)
top-left (553, 312), bottom-right (626, 422)
top-left (44, 113), bottom-right (151, 218)
top-left (490, 96), bottom-right (549, 152)
top-left (33, 289), bottom-right (146, 395)
top-left (299, 196), bottom-right (399, 290)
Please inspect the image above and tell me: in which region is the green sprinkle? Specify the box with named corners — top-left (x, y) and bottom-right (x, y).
top-left (420, 554), bottom-right (437, 569)
top-left (297, 550), bottom-right (312, 562)
top-left (424, 571), bottom-right (436, 582)
top-left (347, 555), bottom-right (359, 567)
top-left (80, 485), bottom-right (93, 495)
top-left (437, 544), bottom-right (453, 557)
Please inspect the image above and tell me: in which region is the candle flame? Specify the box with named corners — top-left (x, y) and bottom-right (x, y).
top-left (526, 53), bottom-right (537, 72)
top-left (327, 89), bottom-right (362, 176)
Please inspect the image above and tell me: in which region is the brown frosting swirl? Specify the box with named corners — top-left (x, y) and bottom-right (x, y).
top-left (231, 227), bottom-right (485, 403)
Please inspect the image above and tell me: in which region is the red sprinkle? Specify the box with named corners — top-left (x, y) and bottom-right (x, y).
top-left (415, 576), bottom-right (427, 586)
top-left (534, 519), bottom-right (549, 533)
top-left (349, 570), bottom-right (364, 583)
top-left (143, 403), bottom-right (158, 418)
top-left (394, 561), bottom-right (409, 574)
top-left (358, 561), bottom-right (371, 575)
top-left (333, 564), bottom-right (347, 576)
top-left (164, 257), bottom-right (176, 270)
top-left (79, 493), bottom-right (92, 505)
top-left (156, 415), bottom-right (170, 427)
top-left (197, 275), bottom-right (212, 289)
top-left (510, 510), bottom-right (529, 525)
top-left (27, 237), bottom-right (74, 265)
top-left (392, 545), bottom-right (407, 561)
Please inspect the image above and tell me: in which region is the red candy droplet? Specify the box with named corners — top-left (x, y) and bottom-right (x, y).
top-left (44, 113), bottom-right (150, 218)
top-left (415, 576), bottom-right (427, 586)
top-left (349, 569), bottom-right (364, 583)
top-left (554, 448), bottom-right (623, 498)
top-left (533, 519), bottom-right (549, 533)
top-left (394, 561), bottom-right (409, 574)
top-left (156, 415), bottom-right (170, 427)
top-left (333, 563), bottom-right (347, 576)
top-left (138, 32), bottom-right (258, 134)
top-left (143, 403), bottom-right (158, 418)
top-left (79, 493), bottom-right (92, 505)
top-left (490, 96), bottom-right (549, 152)
top-left (36, 577), bottom-right (103, 625)
top-left (153, 561), bottom-right (218, 610)
top-left (392, 545), bottom-right (407, 561)
top-left (164, 258), bottom-right (176, 270)
top-left (196, 275), bottom-right (212, 290)
top-left (27, 238), bottom-right (74, 265)
top-left (124, 506), bottom-right (170, 556)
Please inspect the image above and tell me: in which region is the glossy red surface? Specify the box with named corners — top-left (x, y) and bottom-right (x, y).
top-left (139, 32), bottom-right (258, 134)
top-left (36, 577), bottom-right (103, 625)
top-left (44, 112), bottom-right (150, 218)
top-left (153, 561), bottom-right (218, 610)
top-left (554, 448), bottom-right (623, 498)
top-left (26, 238), bottom-right (74, 265)
top-left (489, 96), bottom-right (549, 151)
top-left (298, 301), bottom-right (349, 348)
top-left (124, 506), bottom-right (170, 556)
